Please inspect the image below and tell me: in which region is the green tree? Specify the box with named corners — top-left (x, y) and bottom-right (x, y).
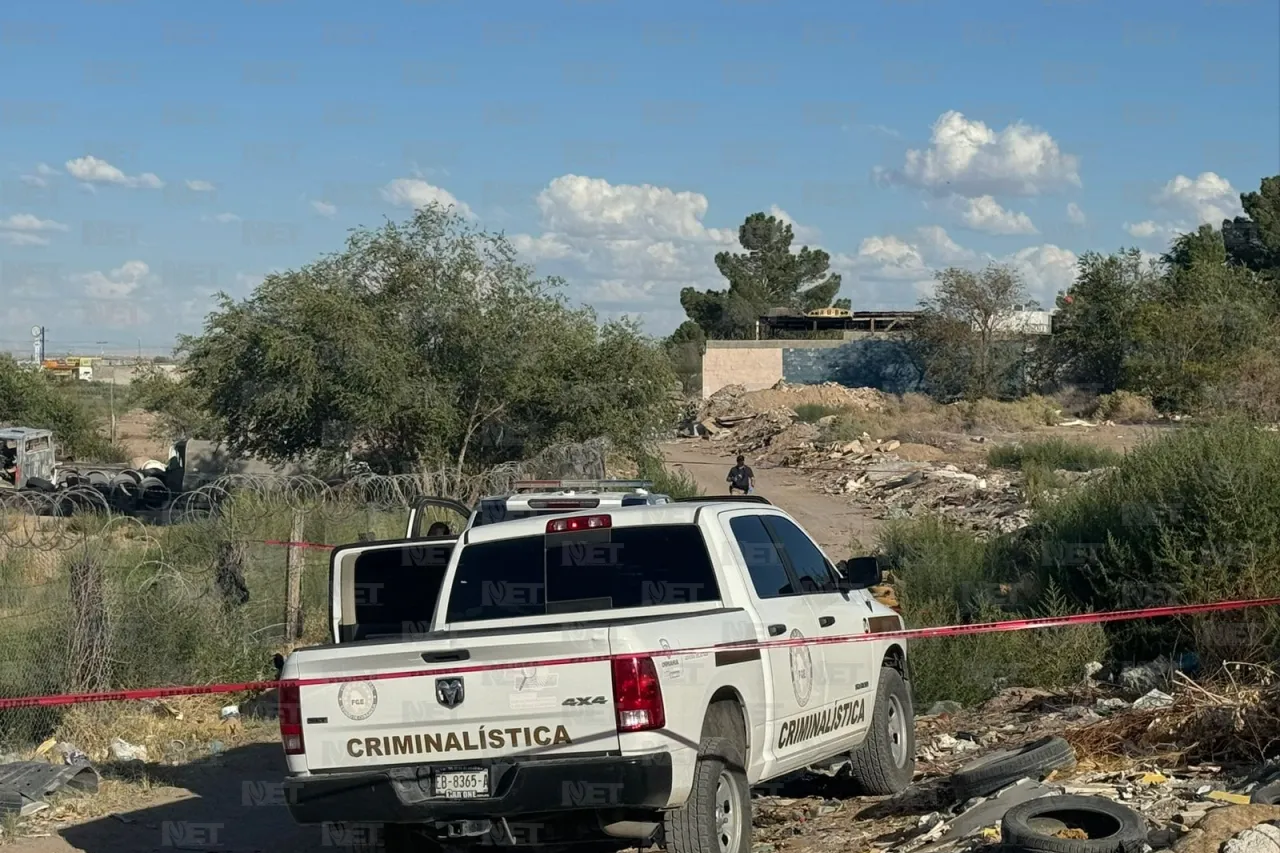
top-left (176, 204), bottom-right (680, 474)
top-left (1126, 236), bottom-right (1275, 412)
top-left (664, 321), bottom-right (706, 396)
top-left (1038, 249), bottom-right (1157, 394)
top-left (913, 263), bottom-right (1031, 401)
top-left (679, 212), bottom-right (842, 339)
top-left (1162, 224), bottom-right (1227, 271)
top-left (128, 363), bottom-right (223, 442)
top-left (1223, 175), bottom-right (1280, 275)
top-left (0, 357), bottom-right (118, 459)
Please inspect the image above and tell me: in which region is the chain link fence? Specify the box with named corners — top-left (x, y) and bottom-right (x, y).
top-left (0, 438), bottom-right (611, 749)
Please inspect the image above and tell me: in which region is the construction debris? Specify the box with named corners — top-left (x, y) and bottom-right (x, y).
top-left (685, 385), bottom-right (1125, 538)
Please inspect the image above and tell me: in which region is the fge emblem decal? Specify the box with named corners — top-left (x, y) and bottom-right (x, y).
top-left (337, 681), bottom-right (378, 721)
top-left (789, 628), bottom-right (813, 707)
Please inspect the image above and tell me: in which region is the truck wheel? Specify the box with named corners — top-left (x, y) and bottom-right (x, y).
top-left (847, 665), bottom-right (915, 795)
top-left (664, 736), bottom-right (750, 853)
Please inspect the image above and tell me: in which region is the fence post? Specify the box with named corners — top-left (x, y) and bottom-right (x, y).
top-left (286, 509), bottom-right (306, 640)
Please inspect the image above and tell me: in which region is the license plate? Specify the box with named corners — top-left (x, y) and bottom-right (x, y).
top-left (433, 769), bottom-right (489, 799)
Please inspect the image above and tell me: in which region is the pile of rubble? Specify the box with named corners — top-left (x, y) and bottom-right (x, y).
top-left (689, 385), bottom-right (1115, 537)
top-left (753, 680), bottom-right (1280, 853)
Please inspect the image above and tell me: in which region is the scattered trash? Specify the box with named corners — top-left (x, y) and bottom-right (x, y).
top-left (1135, 689), bottom-right (1176, 709)
top-left (108, 738), bottom-right (148, 763)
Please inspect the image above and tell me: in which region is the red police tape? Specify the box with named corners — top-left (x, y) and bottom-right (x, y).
top-left (2, 595), bottom-right (1278, 711)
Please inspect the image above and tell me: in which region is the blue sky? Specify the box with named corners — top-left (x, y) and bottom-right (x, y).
top-left (2, 0), bottom-right (1277, 356)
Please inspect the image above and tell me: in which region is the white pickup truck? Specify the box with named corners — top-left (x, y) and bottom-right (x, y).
top-left (279, 499), bottom-right (915, 853)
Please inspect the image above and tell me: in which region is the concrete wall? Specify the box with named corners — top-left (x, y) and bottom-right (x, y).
top-left (703, 336), bottom-right (923, 398)
top-left (702, 345), bottom-right (783, 397)
top-left (93, 363), bottom-right (181, 386)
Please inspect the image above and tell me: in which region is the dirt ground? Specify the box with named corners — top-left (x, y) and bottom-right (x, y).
top-left (110, 410), bottom-right (170, 466)
top-left (660, 441), bottom-right (884, 554)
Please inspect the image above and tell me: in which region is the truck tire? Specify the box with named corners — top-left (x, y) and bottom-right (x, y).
top-left (847, 665), bottom-right (915, 795)
top-left (664, 736), bottom-right (750, 853)
top-left (1001, 795), bottom-right (1146, 853)
top-left (949, 735), bottom-right (1076, 801)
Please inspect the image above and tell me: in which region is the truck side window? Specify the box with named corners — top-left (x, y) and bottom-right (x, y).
top-left (729, 515), bottom-right (793, 599)
top-left (762, 517), bottom-right (839, 594)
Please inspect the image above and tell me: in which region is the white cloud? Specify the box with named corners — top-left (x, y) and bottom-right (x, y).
top-left (0, 231), bottom-right (49, 247)
top-left (185, 179), bottom-right (216, 192)
top-left (1152, 171), bottom-right (1242, 225)
top-left (70, 260), bottom-right (152, 300)
top-left (931, 194), bottom-right (1038, 235)
top-left (311, 200), bottom-right (337, 218)
top-left (509, 232), bottom-right (581, 262)
top-left (0, 213), bottom-right (68, 232)
top-left (1066, 202), bottom-right (1087, 226)
top-left (0, 213), bottom-right (69, 246)
top-left (876, 110), bottom-right (1081, 197)
top-left (20, 163), bottom-right (59, 187)
top-left (1122, 172), bottom-right (1244, 244)
top-left (381, 178), bottom-right (473, 217)
top-left (64, 155), bottom-right (163, 189)
top-left (1125, 220), bottom-right (1179, 240)
top-left (506, 175), bottom-right (753, 317)
top-left (533, 175), bottom-right (736, 243)
top-left (835, 225), bottom-right (1076, 308)
top-left (203, 212), bottom-right (241, 224)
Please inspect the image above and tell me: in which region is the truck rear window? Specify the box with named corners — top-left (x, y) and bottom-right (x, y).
top-left (446, 524), bottom-right (720, 622)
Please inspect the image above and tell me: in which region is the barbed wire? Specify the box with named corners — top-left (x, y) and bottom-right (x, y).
top-left (0, 437), bottom-right (616, 743)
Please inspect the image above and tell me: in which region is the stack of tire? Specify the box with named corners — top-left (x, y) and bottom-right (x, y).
top-left (46, 460), bottom-right (172, 516)
top-left (950, 737), bottom-right (1149, 853)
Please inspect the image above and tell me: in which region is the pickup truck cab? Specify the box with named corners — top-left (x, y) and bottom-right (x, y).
top-left (281, 499), bottom-right (915, 853)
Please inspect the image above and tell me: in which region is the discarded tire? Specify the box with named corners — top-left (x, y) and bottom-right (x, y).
top-left (1001, 794), bottom-right (1146, 853)
top-left (1253, 781), bottom-right (1280, 804)
top-left (950, 736), bottom-right (1077, 800)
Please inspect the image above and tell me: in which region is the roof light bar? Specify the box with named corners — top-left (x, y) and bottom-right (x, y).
top-left (513, 479), bottom-right (654, 493)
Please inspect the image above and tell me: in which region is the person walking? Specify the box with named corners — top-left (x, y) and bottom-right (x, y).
top-left (726, 455), bottom-right (755, 495)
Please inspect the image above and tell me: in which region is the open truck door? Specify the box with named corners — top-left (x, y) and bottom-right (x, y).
top-left (405, 496), bottom-right (473, 539)
top-left (330, 535), bottom-right (458, 644)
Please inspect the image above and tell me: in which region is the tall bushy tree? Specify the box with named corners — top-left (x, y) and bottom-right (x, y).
top-left (913, 263), bottom-right (1031, 401)
top-left (1037, 249), bottom-right (1157, 394)
top-left (1127, 233), bottom-right (1276, 412)
top-left (177, 204), bottom-right (680, 473)
top-left (680, 212), bottom-right (842, 339)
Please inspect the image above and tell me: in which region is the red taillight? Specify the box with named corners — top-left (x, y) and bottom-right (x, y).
top-left (611, 656), bottom-right (665, 732)
top-left (279, 680), bottom-right (304, 755)
top-left (546, 514), bottom-right (611, 533)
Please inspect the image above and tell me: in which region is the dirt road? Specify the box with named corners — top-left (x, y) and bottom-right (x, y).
top-left (659, 440), bottom-right (882, 555)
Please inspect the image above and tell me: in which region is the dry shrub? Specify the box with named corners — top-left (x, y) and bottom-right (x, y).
top-left (1065, 666), bottom-right (1280, 764)
top-left (1203, 348), bottom-right (1280, 423)
top-left (1053, 385), bottom-right (1105, 419)
top-left (950, 395), bottom-right (1060, 432)
top-left (1093, 391), bottom-right (1158, 424)
top-left (55, 695), bottom-right (277, 764)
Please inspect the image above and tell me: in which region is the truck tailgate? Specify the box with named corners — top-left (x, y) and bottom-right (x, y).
top-left (293, 626), bottom-right (619, 773)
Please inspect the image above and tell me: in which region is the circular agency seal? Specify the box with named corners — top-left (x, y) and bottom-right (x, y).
top-left (788, 628), bottom-right (813, 708)
top-left (337, 681), bottom-right (379, 721)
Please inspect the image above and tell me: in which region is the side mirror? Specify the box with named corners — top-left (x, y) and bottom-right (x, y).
top-left (840, 556), bottom-right (882, 590)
